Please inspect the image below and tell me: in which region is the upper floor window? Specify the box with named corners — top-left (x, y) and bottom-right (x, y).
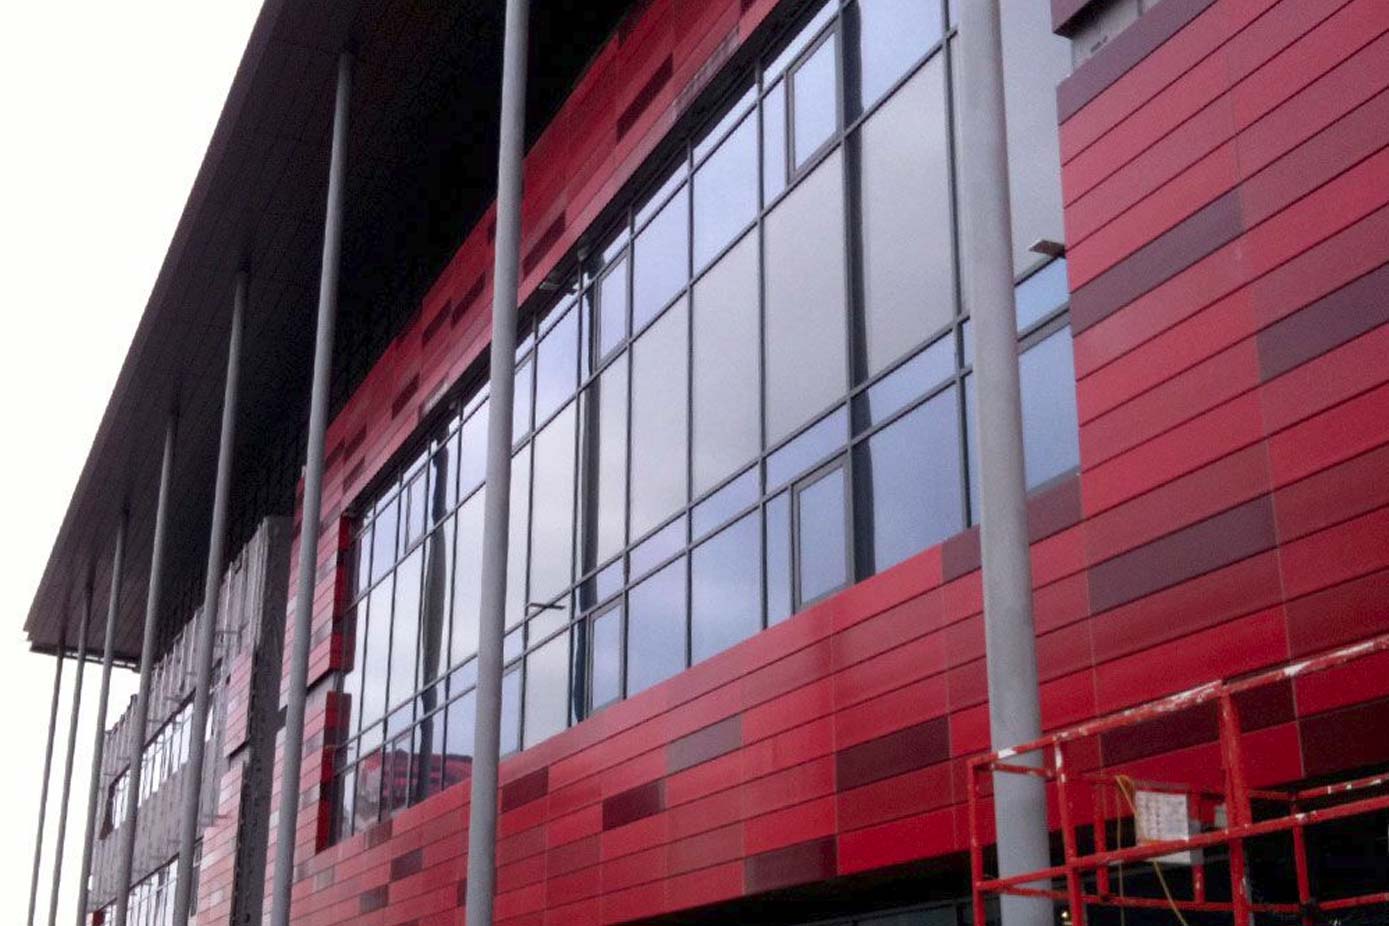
top-left (330, 0), bottom-right (1079, 843)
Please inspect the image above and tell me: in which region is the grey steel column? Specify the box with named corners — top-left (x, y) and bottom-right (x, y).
top-left (76, 514), bottom-right (126, 926)
top-left (465, 1), bottom-right (528, 923)
top-left (172, 270), bottom-right (245, 926)
top-left (48, 585), bottom-right (92, 926)
top-left (956, 1), bottom-right (1051, 924)
top-left (28, 626), bottom-right (66, 926)
top-left (268, 51), bottom-right (350, 926)
top-left (114, 415), bottom-right (177, 926)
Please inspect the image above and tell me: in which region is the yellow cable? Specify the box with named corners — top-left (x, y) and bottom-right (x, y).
top-left (1114, 774), bottom-right (1193, 926)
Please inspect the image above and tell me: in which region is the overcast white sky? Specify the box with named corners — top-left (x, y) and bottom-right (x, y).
top-left (0, 3), bottom-right (262, 921)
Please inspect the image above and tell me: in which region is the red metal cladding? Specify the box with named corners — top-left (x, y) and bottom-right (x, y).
top-left (189, 0), bottom-right (1389, 924)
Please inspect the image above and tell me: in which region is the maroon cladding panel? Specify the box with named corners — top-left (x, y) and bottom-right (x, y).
top-left (744, 837), bottom-right (838, 894)
top-left (501, 766), bottom-right (550, 813)
top-left (602, 780), bottom-right (665, 830)
top-left (835, 719), bottom-right (950, 792)
top-left (668, 716), bottom-right (742, 774)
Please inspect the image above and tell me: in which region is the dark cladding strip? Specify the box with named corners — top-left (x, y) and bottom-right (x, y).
top-left (451, 272), bottom-right (489, 327)
top-left (1301, 694), bottom-right (1389, 778)
top-left (602, 779), bottom-right (665, 830)
top-left (1287, 567), bottom-right (1389, 658)
top-left (1100, 681), bottom-right (1293, 766)
top-left (364, 817), bottom-right (394, 849)
top-left (1088, 494), bottom-right (1276, 615)
top-left (744, 836), bottom-right (837, 894)
top-left (390, 374), bottom-right (420, 420)
top-left (547, 833), bottom-right (601, 877)
top-left (500, 766), bottom-right (550, 814)
top-left (1070, 191), bottom-right (1243, 335)
top-left (521, 212), bottom-right (567, 277)
top-left (359, 885), bottom-right (388, 914)
top-left (667, 715), bottom-right (742, 774)
top-left (1258, 263), bottom-right (1389, 382)
top-left (617, 56), bottom-right (674, 139)
top-left (1056, 0), bottom-right (1218, 121)
top-left (940, 474), bottom-right (1084, 582)
top-left (836, 717), bottom-right (950, 792)
top-left (389, 847), bottom-right (423, 880)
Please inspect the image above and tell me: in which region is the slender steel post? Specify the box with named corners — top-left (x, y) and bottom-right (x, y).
top-left (114, 415), bottom-right (177, 926)
top-left (28, 625), bottom-right (67, 926)
top-left (956, 1), bottom-right (1051, 924)
top-left (464, 2), bottom-right (528, 923)
top-left (172, 271), bottom-right (245, 926)
top-left (47, 584), bottom-right (92, 926)
top-left (268, 51), bottom-right (350, 926)
top-left (76, 514), bottom-right (126, 926)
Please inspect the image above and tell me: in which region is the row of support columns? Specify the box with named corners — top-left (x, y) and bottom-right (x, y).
top-left (32, 3), bottom-right (1040, 924)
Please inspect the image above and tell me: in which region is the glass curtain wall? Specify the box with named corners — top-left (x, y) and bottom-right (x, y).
top-left (330, 0), bottom-right (1079, 841)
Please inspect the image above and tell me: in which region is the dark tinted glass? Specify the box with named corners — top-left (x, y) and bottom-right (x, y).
top-left (693, 114), bottom-right (758, 270)
top-left (633, 186), bottom-right (690, 331)
top-left (626, 558), bottom-right (688, 696)
top-left (797, 465), bottom-right (848, 603)
top-left (692, 513), bottom-right (762, 663)
top-left (1019, 327), bottom-right (1080, 487)
top-left (854, 386), bottom-right (962, 576)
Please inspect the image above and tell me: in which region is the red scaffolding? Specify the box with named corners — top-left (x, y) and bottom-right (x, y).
top-left (968, 633), bottom-right (1389, 925)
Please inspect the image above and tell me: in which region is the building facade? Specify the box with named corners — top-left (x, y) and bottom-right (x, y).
top-left (22, 0), bottom-right (1389, 924)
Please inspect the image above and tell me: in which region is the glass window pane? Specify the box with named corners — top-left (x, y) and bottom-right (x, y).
top-left (389, 549), bottom-right (423, 709)
top-left (768, 0), bottom-right (838, 84)
top-left (403, 467), bottom-right (428, 551)
top-left (361, 580), bottom-right (392, 731)
top-left (435, 429), bottom-right (460, 515)
top-left (500, 668), bottom-right (521, 756)
top-left (694, 84), bottom-right (756, 163)
top-left (535, 304), bottom-right (579, 424)
top-left (632, 186), bottom-right (690, 331)
top-left (415, 704), bottom-right (447, 802)
top-left (1000, 3), bottom-right (1070, 275)
top-left (354, 748), bottom-right (382, 831)
top-left (762, 80), bottom-right (788, 204)
top-left (418, 517), bottom-right (453, 688)
top-left (523, 634), bottom-right (570, 748)
top-left (797, 465), bottom-right (848, 604)
top-left (766, 492), bottom-right (793, 625)
top-left (857, 58), bottom-right (953, 378)
top-left (693, 114), bottom-right (758, 271)
top-left (459, 398), bottom-right (488, 497)
top-left (580, 359), bottom-right (628, 573)
top-left (591, 605), bottom-right (623, 710)
top-left (692, 513), bottom-right (762, 663)
top-left (370, 496), bottom-right (398, 584)
top-left (1015, 258), bottom-right (1068, 332)
top-left (1020, 327), bottom-right (1081, 488)
top-left (629, 299), bottom-right (690, 539)
top-left (853, 335), bottom-right (954, 433)
top-left (629, 515), bottom-right (686, 581)
top-left (765, 149), bottom-right (848, 444)
top-left (450, 489), bottom-right (484, 667)
top-left (767, 406), bottom-right (848, 491)
top-left (854, 386), bottom-right (963, 577)
top-left (692, 467), bottom-right (759, 541)
top-left (446, 690), bottom-right (476, 773)
top-left (792, 31), bottom-right (839, 169)
top-left (513, 356), bottom-right (534, 440)
top-left (597, 257), bottom-right (629, 360)
top-left (530, 402), bottom-right (577, 607)
top-left (692, 231), bottom-right (760, 495)
top-left (625, 558), bottom-right (688, 696)
top-left (506, 445), bottom-right (531, 629)
top-left (855, 0), bottom-right (943, 113)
